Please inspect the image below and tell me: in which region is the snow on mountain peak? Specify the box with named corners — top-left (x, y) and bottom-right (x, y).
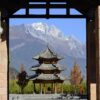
top-left (32, 22), bottom-right (48, 33)
top-left (66, 35), bottom-right (82, 44)
top-left (10, 22), bottom-right (86, 59)
top-left (29, 22), bottom-right (64, 39)
top-left (10, 22), bottom-right (83, 47)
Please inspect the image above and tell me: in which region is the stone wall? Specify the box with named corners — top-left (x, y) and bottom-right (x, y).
top-left (0, 12), bottom-right (7, 100)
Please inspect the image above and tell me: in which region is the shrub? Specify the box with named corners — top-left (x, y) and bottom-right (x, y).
top-left (9, 80), bottom-right (20, 94)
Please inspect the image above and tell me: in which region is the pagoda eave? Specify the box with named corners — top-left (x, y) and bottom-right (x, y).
top-left (31, 68), bottom-right (62, 71)
top-left (31, 64), bottom-right (63, 72)
top-left (29, 73), bottom-right (65, 81)
top-left (32, 79), bottom-right (64, 83)
top-left (33, 57), bottom-right (62, 61)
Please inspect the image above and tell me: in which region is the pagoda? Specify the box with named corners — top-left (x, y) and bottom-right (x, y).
top-left (29, 47), bottom-right (65, 94)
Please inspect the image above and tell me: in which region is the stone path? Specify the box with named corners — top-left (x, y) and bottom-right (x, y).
top-left (9, 94), bottom-right (87, 100)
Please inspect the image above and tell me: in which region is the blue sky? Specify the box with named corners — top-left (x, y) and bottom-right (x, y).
top-left (9, 9), bottom-right (86, 43)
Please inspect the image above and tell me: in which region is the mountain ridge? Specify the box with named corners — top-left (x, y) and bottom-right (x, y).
top-left (9, 22), bottom-right (86, 77)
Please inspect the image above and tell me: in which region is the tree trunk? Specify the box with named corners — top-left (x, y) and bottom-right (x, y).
top-left (21, 87), bottom-right (24, 94)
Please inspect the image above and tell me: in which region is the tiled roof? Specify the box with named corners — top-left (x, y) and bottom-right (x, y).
top-left (33, 47), bottom-right (62, 59)
top-left (29, 73), bottom-right (65, 81)
top-left (31, 64), bottom-right (62, 71)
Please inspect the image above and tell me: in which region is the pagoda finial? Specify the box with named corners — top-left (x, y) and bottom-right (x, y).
top-left (46, 43), bottom-right (50, 49)
top-left (46, 43), bottom-right (53, 53)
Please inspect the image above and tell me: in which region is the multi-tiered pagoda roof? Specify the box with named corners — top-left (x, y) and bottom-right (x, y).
top-left (33, 47), bottom-right (63, 60)
top-left (31, 64), bottom-right (62, 71)
top-left (29, 47), bottom-right (65, 83)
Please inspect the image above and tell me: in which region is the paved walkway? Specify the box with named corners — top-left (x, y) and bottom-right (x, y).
top-left (9, 94), bottom-right (87, 100)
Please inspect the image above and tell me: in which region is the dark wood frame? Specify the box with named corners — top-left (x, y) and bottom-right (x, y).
top-left (1, 0), bottom-right (100, 100)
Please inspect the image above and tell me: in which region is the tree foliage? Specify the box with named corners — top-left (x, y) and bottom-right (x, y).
top-left (9, 80), bottom-right (87, 94)
top-left (69, 62), bottom-right (84, 95)
top-left (16, 64), bottom-right (29, 94)
top-left (70, 62), bottom-right (83, 86)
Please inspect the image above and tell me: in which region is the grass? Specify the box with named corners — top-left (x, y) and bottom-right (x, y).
top-left (9, 79), bottom-right (87, 94)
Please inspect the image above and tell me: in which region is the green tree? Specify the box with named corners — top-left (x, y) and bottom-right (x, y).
top-left (16, 64), bottom-right (29, 94)
top-left (9, 80), bottom-right (20, 94)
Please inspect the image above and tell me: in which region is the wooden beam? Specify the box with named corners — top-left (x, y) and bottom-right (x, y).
top-left (52, 83), bottom-right (53, 93)
top-left (87, 19), bottom-right (96, 100)
top-left (46, 1), bottom-right (50, 18)
top-left (40, 83), bottom-right (42, 94)
top-left (29, 0), bottom-right (67, 2)
top-left (28, 4), bottom-right (68, 8)
top-left (61, 83), bottom-right (63, 94)
top-left (43, 83), bottom-right (46, 94)
top-left (54, 83), bottom-right (57, 94)
top-left (10, 15), bottom-right (86, 18)
top-left (33, 82), bottom-right (35, 94)
top-left (95, 6), bottom-right (100, 100)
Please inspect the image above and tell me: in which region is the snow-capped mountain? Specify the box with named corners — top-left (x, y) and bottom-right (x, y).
top-left (10, 22), bottom-right (65, 41)
top-left (9, 22), bottom-right (86, 76)
top-left (10, 22), bottom-right (86, 58)
top-left (27, 22), bottom-right (65, 39)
